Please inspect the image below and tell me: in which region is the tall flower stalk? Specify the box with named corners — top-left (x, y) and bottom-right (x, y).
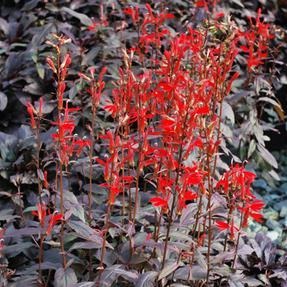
top-left (46, 34), bottom-right (90, 268)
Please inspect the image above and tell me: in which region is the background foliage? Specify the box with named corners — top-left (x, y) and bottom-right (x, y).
top-left (0, 0), bottom-right (287, 286)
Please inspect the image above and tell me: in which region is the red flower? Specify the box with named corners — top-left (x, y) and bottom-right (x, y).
top-left (241, 199), bottom-right (265, 227)
top-left (195, 0), bottom-right (206, 8)
top-left (88, 21), bottom-right (99, 31)
top-left (215, 219), bottom-right (238, 240)
top-left (46, 212), bottom-right (63, 236)
top-left (46, 57), bottom-right (56, 73)
top-left (150, 197), bottom-right (168, 209)
top-left (32, 203), bottom-right (47, 228)
top-left (239, 9), bottom-right (273, 72)
top-left (0, 228), bottom-right (4, 251)
top-left (124, 7), bottom-right (140, 24)
top-left (178, 191), bottom-right (198, 211)
top-left (215, 220), bottom-right (229, 231)
top-left (27, 103), bottom-right (36, 129)
top-left (43, 170), bottom-right (49, 189)
top-left (104, 103), bottom-right (118, 118)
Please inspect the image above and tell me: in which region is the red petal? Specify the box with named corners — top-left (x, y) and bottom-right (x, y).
top-left (215, 221), bottom-right (229, 230)
top-left (183, 191), bottom-right (197, 201)
top-left (150, 197), bottom-right (168, 208)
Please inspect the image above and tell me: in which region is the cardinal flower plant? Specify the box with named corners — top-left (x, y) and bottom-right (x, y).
top-left (22, 3), bottom-right (277, 287)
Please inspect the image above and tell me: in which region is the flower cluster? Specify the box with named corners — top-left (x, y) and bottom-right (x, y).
top-left (216, 164), bottom-right (264, 239)
top-left (32, 203), bottom-right (63, 236)
top-left (51, 104), bottom-right (90, 166)
top-left (115, 5), bottom-right (269, 268)
top-left (239, 9), bottom-right (273, 72)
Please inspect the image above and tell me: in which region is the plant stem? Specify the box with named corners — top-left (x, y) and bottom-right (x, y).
top-left (59, 164), bottom-right (67, 268)
top-left (206, 152), bottom-right (213, 284)
top-left (88, 107), bottom-right (96, 223)
top-left (162, 145), bottom-right (183, 269)
top-left (98, 201), bottom-right (111, 282)
top-left (232, 209), bottom-right (244, 269)
top-left (38, 234), bottom-right (44, 285)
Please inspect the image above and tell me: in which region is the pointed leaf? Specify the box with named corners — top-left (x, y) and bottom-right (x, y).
top-left (61, 7), bottom-right (93, 26)
top-left (158, 262), bottom-right (179, 280)
top-left (135, 271), bottom-right (158, 287)
top-left (54, 267), bottom-right (77, 287)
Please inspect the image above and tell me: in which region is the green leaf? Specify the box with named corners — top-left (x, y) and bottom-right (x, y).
top-left (36, 63), bottom-right (45, 79)
top-left (247, 139), bottom-right (256, 159)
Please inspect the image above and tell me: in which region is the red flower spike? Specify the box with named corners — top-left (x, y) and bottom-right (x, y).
top-left (124, 7), bottom-right (140, 24)
top-left (46, 212), bottom-right (63, 236)
top-left (183, 191), bottom-right (198, 201)
top-left (61, 54), bottom-right (71, 69)
top-left (240, 9), bottom-right (273, 72)
top-left (32, 203), bottom-right (47, 228)
top-left (43, 170), bottom-right (49, 189)
top-left (215, 220), bottom-right (229, 231)
top-left (0, 228), bottom-right (5, 251)
top-left (150, 197), bottom-right (168, 209)
top-left (38, 97), bottom-right (44, 117)
top-left (57, 82), bottom-right (66, 110)
top-left (195, 0), bottom-right (207, 8)
top-left (27, 103), bottom-right (37, 129)
top-left (215, 219), bottom-right (238, 240)
top-left (88, 22), bottom-right (98, 31)
top-left (46, 57), bottom-right (56, 73)
top-left (104, 103), bottom-right (118, 118)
